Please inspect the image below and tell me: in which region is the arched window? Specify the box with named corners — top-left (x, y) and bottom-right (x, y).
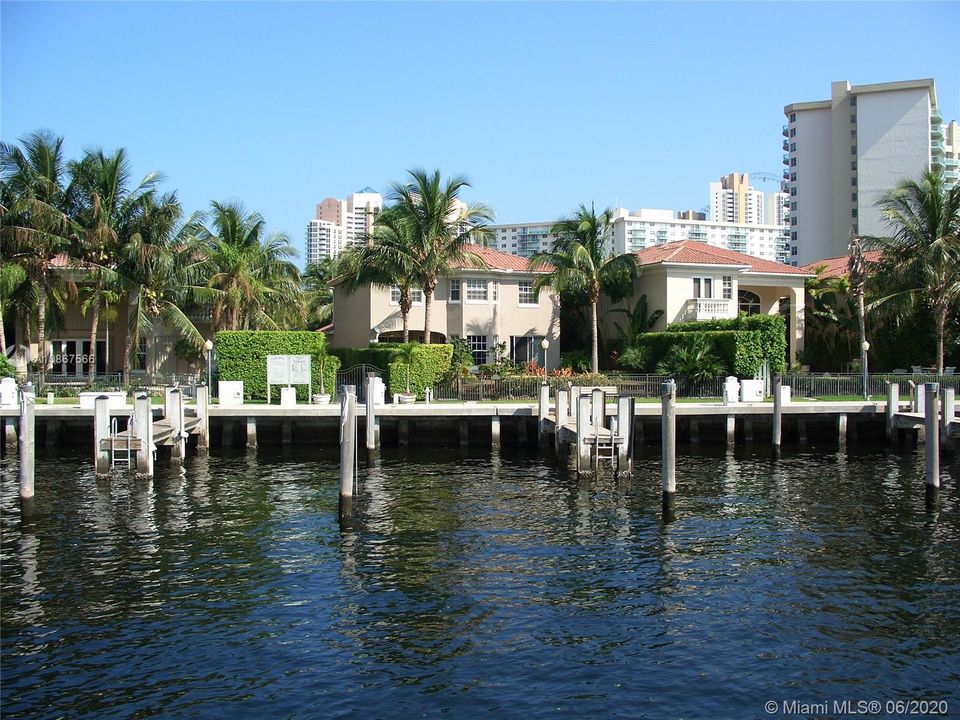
top-left (738, 290), bottom-right (761, 315)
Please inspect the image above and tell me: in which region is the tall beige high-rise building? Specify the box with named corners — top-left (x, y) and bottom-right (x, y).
top-left (710, 173), bottom-right (766, 224)
top-left (306, 188), bottom-right (382, 264)
top-left (784, 79), bottom-right (950, 265)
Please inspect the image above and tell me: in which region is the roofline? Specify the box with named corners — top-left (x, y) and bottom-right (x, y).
top-left (851, 78), bottom-right (937, 108)
top-left (656, 261), bottom-right (751, 270)
top-left (742, 270), bottom-right (816, 278)
top-left (784, 100), bottom-right (831, 114)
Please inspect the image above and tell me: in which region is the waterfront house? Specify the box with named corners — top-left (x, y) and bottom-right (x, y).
top-left (329, 244), bottom-right (561, 368)
top-left (602, 240), bottom-right (813, 363)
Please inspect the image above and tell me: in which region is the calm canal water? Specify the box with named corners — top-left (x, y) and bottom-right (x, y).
top-left (2, 444), bottom-right (959, 719)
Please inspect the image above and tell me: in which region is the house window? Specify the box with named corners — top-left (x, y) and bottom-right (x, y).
top-left (133, 337), bottom-right (147, 371)
top-left (466, 335), bottom-right (488, 365)
top-left (722, 276), bottom-right (732, 300)
top-left (450, 279), bottom-right (460, 302)
top-left (518, 281), bottom-right (538, 305)
top-left (693, 277), bottom-right (713, 299)
top-left (738, 290), bottom-right (761, 315)
top-left (465, 279), bottom-right (488, 302)
top-left (390, 286), bottom-right (423, 304)
top-left (492, 282), bottom-right (499, 303)
top-left (510, 335), bottom-right (546, 365)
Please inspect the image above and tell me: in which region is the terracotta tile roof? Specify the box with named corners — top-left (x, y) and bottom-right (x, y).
top-left (633, 240), bottom-right (810, 275)
top-left (800, 251), bottom-right (883, 279)
top-left (457, 244), bottom-right (550, 273)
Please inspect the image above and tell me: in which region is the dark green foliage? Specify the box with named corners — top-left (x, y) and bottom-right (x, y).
top-left (0, 355), bottom-right (17, 379)
top-left (633, 329), bottom-right (763, 377)
top-left (215, 331), bottom-right (340, 401)
top-left (664, 314), bottom-right (787, 373)
top-left (560, 350), bottom-right (591, 372)
top-left (654, 334), bottom-right (726, 380)
top-left (329, 343), bottom-right (453, 399)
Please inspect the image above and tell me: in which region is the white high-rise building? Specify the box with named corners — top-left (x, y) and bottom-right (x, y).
top-left (784, 78), bottom-right (950, 265)
top-left (709, 173), bottom-right (766, 224)
top-left (942, 119), bottom-right (959, 186)
top-left (305, 187), bottom-right (383, 263)
top-left (766, 192), bottom-right (789, 227)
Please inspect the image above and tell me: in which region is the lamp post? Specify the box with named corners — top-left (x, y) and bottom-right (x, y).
top-left (541, 338), bottom-right (550, 385)
top-left (861, 340), bottom-right (870, 401)
top-left (204, 339), bottom-right (214, 389)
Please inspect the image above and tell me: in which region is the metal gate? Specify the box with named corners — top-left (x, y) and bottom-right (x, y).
top-left (336, 364), bottom-right (383, 401)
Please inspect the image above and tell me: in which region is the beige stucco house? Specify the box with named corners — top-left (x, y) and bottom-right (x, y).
top-left (329, 245), bottom-right (561, 368)
top-left (602, 240), bottom-right (813, 363)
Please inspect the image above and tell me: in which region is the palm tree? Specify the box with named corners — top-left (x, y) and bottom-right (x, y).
top-left (302, 257), bottom-right (336, 331)
top-left (868, 171), bottom-right (960, 373)
top-left (71, 147), bottom-right (160, 381)
top-left (117, 192), bottom-right (207, 385)
top-left (196, 201), bottom-right (303, 331)
top-left (530, 203), bottom-right (638, 373)
top-left (336, 207), bottom-right (421, 342)
top-left (387, 169), bottom-right (493, 343)
top-left (0, 130), bottom-right (78, 384)
top-left (0, 261), bottom-right (26, 357)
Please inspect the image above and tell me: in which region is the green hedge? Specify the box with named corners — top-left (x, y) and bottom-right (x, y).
top-left (663, 314), bottom-right (787, 373)
top-left (633, 329), bottom-right (764, 377)
top-left (330, 343), bottom-right (454, 399)
top-left (215, 331), bottom-right (340, 402)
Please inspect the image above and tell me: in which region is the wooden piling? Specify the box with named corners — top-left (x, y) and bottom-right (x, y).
top-left (134, 394), bottom-right (154, 478)
top-left (941, 387), bottom-right (954, 452)
top-left (169, 389), bottom-right (185, 464)
top-left (661, 381), bottom-right (676, 517)
top-left (554, 390), bottom-right (568, 455)
top-left (196, 385), bottom-right (209, 451)
top-left (3, 415), bottom-right (17, 449)
top-left (19, 384), bottom-right (35, 501)
top-left (538, 383), bottom-right (550, 447)
top-left (491, 415), bottom-right (501, 448)
top-left (458, 420), bottom-right (469, 446)
top-left (616, 396), bottom-right (633, 473)
top-left (246, 417), bottom-right (257, 449)
top-left (366, 374), bottom-right (378, 450)
top-left (886, 382), bottom-right (899, 443)
top-left (925, 384), bottom-right (939, 490)
top-left (94, 395), bottom-right (111, 477)
top-left (339, 388), bottom-right (356, 521)
top-left (772, 379), bottom-right (783, 451)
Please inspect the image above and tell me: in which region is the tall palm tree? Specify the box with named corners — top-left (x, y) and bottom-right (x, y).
top-left (0, 261), bottom-right (26, 357)
top-left (387, 169), bottom-right (493, 343)
top-left (336, 207), bottom-right (421, 342)
top-left (530, 203), bottom-right (638, 373)
top-left (196, 201), bottom-right (303, 331)
top-left (868, 171), bottom-right (960, 373)
top-left (71, 147), bottom-right (160, 381)
top-left (0, 130), bottom-right (78, 383)
top-left (117, 192), bottom-right (207, 385)
top-left (302, 256), bottom-right (336, 331)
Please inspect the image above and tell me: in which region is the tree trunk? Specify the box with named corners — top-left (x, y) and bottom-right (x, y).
top-left (37, 277), bottom-right (48, 390)
top-left (936, 305), bottom-right (947, 375)
top-left (590, 300), bottom-right (599, 374)
top-left (423, 288), bottom-right (433, 344)
top-left (0, 300), bottom-right (6, 356)
top-left (123, 331), bottom-right (133, 388)
top-left (857, 291), bottom-right (867, 398)
top-left (15, 315), bottom-right (28, 375)
top-left (88, 287), bottom-right (101, 383)
top-left (400, 290), bottom-right (412, 344)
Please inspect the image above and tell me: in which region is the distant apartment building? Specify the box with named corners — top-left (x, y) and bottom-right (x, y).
top-left (305, 187), bottom-right (382, 264)
top-left (943, 120), bottom-right (960, 186)
top-left (783, 78), bottom-right (951, 265)
top-left (709, 173), bottom-right (766, 224)
top-left (765, 191), bottom-right (789, 227)
top-left (677, 210), bottom-right (707, 221)
top-left (490, 209), bottom-right (790, 264)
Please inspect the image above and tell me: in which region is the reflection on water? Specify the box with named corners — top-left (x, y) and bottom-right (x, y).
top-left (1, 445), bottom-right (958, 718)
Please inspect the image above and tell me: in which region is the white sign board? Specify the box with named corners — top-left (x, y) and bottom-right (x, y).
top-left (288, 356), bottom-right (311, 385)
top-left (266, 355), bottom-right (312, 403)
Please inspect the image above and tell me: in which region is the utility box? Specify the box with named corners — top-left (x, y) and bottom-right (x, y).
top-left (723, 377), bottom-right (740, 406)
top-left (370, 377), bottom-right (386, 406)
top-left (0, 377), bottom-right (17, 407)
top-left (778, 386), bottom-right (792, 404)
top-left (740, 379), bottom-right (764, 403)
top-left (280, 387), bottom-right (297, 407)
top-left (218, 380), bottom-right (244, 406)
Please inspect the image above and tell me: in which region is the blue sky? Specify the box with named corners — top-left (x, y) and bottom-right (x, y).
top-left (3, 1), bottom-right (958, 264)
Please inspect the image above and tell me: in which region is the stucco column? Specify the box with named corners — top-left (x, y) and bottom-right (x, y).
top-left (790, 286), bottom-right (805, 364)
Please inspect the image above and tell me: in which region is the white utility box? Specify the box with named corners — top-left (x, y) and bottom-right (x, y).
top-left (0, 377), bottom-right (17, 407)
top-left (280, 386), bottom-right (297, 407)
top-left (218, 380), bottom-right (244, 406)
top-left (370, 377), bottom-right (386, 406)
top-left (777, 386), bottom-right (792, 404)
top-left (79, 391), bottom-right (127, 409)
top-left (740, 379), bottom-right (764, 403)
top-left (722, 376), bottom-right (740, 406)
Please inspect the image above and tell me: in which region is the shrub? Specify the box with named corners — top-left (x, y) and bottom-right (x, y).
top-left (215, 331), bottom-right (340, 401)
top-left (633, 330), bottom-right (763, 377)
top-left (618, 345), bottom-right (650, 372)
top-left (665, 314), bottom-right (786, 373)
top-left (560, 350), bottom-right (591, 373)
top-left (0, 355), bottom-right (16, 379)
top-left (655, 334), bottom-right (725, 381)
top-left (330, 342), bottom-right (453, 399)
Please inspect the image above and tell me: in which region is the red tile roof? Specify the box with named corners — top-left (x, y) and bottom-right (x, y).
top-left (457, 244), bottom-right (550, 273)
top-left (800, 251), bottom-right (883, 279)
top-left (633, 240), bottom-right (810, 275)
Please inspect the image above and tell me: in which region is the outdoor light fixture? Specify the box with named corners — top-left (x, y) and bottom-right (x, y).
top-left (541, 339), bottom-right (550, 384)
top-left (861, 340), bottom-right (870, 400)
top-left (204, 339), bottom-right (214, 389)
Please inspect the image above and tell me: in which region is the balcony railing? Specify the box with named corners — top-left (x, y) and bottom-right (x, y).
top-left (685, 297), bottom-right (735, 321)
top-left (782, 124), bottom-right (789, 137)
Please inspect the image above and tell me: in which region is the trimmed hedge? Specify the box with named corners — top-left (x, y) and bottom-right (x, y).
top-left (215, 331), bottom-right (340, 402)
top-left (633, 329), bottom-right (764, 377)
top-left (329, 343), bottom-right (454, 399)
top-left (663, 314), bottom-right (787, 373)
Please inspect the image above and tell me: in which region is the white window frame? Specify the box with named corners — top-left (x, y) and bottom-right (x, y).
top-left (518, 281), bottom-right (538, 306)
top-left (390, 286), bottom-right (423, 306)
top-left (449, 278), bottom-right (461, 303)
top-left (722, 276), bottom-right (733, 300)
top-left (693, 276), bottom-right (714, 299)
top-left (466, 335), bottom-right (488, 365)
top-left (465, 279), bottom-right (488, 303)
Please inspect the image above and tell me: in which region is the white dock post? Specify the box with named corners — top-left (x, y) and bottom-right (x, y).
top-left (339, 387), bottom-right (357, 521)
top-left (94, 395), bottom-right (111, 478)
top-left (576, 394), bottom-right (592, 473)
top-left (134, 393), bottom-right (154, 478)
top-left (555, 390), bottom-right (568, 455)
top-left (925, 384), bottom-right (940, 493)
top-left (164, 387), bottom-right (176, 419)
top-left (725, 414), bottom-right (736, 449)
top-left (538, 383), bottom-right (550, 447)
top-left (772, 377), bottom-right (782, 451)
top-left (3, 415), bottom-right (17, 448)
top-left (366, 374), bottom-right (378, 450)
top-left (246, 417), bottom-right (257, 449)
top-left (616, 396), bottom-right (633, 472)
top-left (591, 388), bottom-right (604, 432)
top-left (886, 383), bottom-right (899, 444)
top-left (837, 414), bottom-right (847, 452)
top-left (661, 381), bottom-right (676, 518)
top-left (170, 389), bottom-right (185, 464)
top-left (491, 415), bottom-right (501, 448)
top-left (19, 384), bottom-right (36, 501)
top-left (942, 387), bottom-right (955, 451)
top-left (196, 385), bottom-right (210, 451)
